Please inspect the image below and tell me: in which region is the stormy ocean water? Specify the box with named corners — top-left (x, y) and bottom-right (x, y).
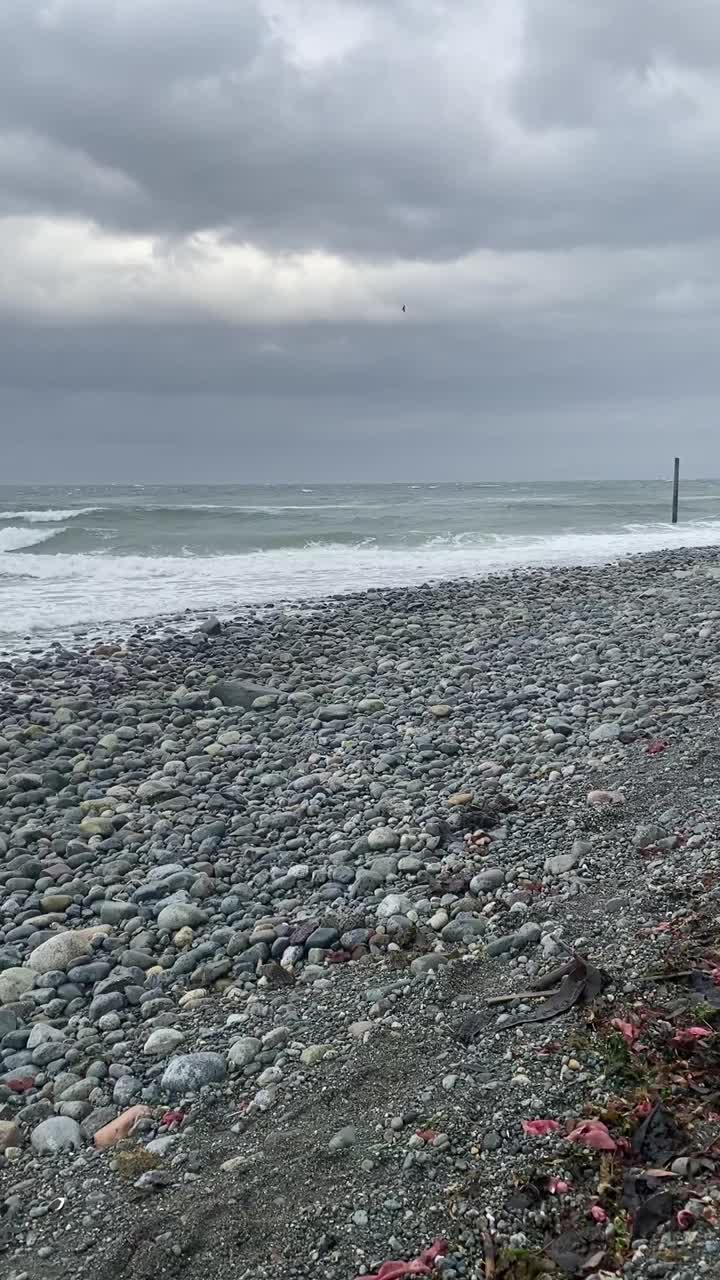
top-left (1, 480), bottom-right (720, 648)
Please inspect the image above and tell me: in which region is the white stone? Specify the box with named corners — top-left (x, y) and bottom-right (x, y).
top-left (28, 928), bottom-right (110, 974)
top-left (143, 1028), bottom-right (185, 1056)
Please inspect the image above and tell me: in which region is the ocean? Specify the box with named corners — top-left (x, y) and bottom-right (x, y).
top-left (1, 480), bottom-right (720, 649)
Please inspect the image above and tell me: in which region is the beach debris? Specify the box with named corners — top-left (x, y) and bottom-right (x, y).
top-left (548, 1178), bottom-right (571, 1196)
top-left (631, 1104), bottom-right (681, 1165)
top-left (495, 954), bottom-right (609, 1030)
top-left (646, 739), bottom-right (669, 756)
top-left (544, 1226), bottom-right (606, 1275)
top-left (671, 1025), bottom-right (713, 1047)
top-left (465, 829), bottom-right (493, 850)
top-left (622, 1172), bottom-right (676, 1239)
top-left (650, 959), bottom-right (720, 1006)
top-left (631, 1190), bottom-right (676, 1239)
top-left (480, 1221), bottom-right (496, 1279)
top-left (506, 1182), bottom-right (544, 1212)
top-left (566, 1120), bottom-right (617, 1152)
top-left (609, 1018), bottom-right (640, 1046)
top-left (496, 1250), bottom-right (558, 1277)
top-left (94, 1104), bottom-right (153, 1151)
top-left (455, 796), bottom-right (517, 832)
top-left (522, 1119), bottom-right (562, 1138)
top-left (354, 1237), bottom-right (448, 1280)
top-left (159, 1108), bottom-right (186, 1128)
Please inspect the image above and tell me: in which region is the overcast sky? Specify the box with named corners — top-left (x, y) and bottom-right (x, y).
top-left (2, 0), bottom-right (720, 482)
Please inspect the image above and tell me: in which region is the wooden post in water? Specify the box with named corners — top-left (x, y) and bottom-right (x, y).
top-left (671, 456), bottom-right (680, 524)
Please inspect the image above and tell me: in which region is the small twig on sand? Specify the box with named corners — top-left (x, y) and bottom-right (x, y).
top-left (644, 969), bottom-right (706, 982)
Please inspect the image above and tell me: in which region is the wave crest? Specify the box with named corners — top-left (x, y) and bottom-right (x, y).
top-left (0, 507), bottom-right (98, 524)
top-left (0, 526), bottom-right (65, 552)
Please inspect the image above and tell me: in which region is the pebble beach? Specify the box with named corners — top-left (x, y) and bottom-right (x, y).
top-left (1, 546), bottom-right (720, 1280)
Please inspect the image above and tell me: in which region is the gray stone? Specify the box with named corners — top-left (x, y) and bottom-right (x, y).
top-left (318, 703), bottom-right (351, 721)
top-left (0, 967), bottom-right (35, 1004)
top-left (28, 928), bottom-right (110, 974)
top-left (635, 823), bottom-right (665, 850)
top-left (157, 903), bottom-right (205, 931)
top-left (161, 1052), bottom-right (226, 1095)
top-left (589, 722), bottom-right (621, 743)
top-left (340, 928), bottom-right (371, 948)
top-left (0, 1009), bottom-right (17, 1035)
top-left (113, 1075), bottom-right (140, 1107)
top-left (212, 680), bottom-right (277, 709)
top-left (410, 953), bottom-right (448, 977)
top-left (89, 992), bottom-right (125, 1020)
top-left (228, 1037), bottom-right (262, 1068)
top-left (470, 868), bottom-right (505, 894)
top-left (514, 922), bottom-right (542, 946)
top-left (200, 617), bottom-right (222, 635)
top-left (376, 893), bottom-right (413, 920)
top-left (137, 778), bottom-right (177, 802)
top-left (357, 698), bottom-right (385, 712)
top-left (143, 1028), bottom-right (186, 1056)
top-left (328, 1124), bottom-right (357, 1152)
top-left (367, 826), bottom-right (400, 851)
top-left (100, 900), bottom-right (135, 925)
top-left (305, 927), bottom-right (339, 950)
top-left (487, 934), bottom-right (515, 957)
top-left (27, 1024), bottom-right (66, 1050)
top-left (31, 1116), bottom-right (83, 1154)
top-left (545, 839), bottom-right (590, 875)
top-left (441, 916), bottom-right (486, 943)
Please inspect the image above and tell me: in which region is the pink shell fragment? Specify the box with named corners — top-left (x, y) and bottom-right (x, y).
top-left (521, 1119), bottom-right (562, 1137)
top-left (672, 1026), bottom-right (712, 1046)
top-left (354, 1238), bottom-right (448, 1280)
top-left (566, 1120), bottom-right (617, 1151)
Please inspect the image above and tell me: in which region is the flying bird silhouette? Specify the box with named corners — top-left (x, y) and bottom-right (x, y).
top-left (402, 305), bottom-right (406, 313)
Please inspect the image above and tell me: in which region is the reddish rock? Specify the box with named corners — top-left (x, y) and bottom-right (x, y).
top-left (94, 1105), bottom-right (153, 1150)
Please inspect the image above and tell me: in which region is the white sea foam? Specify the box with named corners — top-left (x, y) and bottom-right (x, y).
top-left (1, 518), bottom-right (720, 642)
top-left (0, 526), bottom-right (65, 552)
top-left (0, 508), bottom-right (97, 523)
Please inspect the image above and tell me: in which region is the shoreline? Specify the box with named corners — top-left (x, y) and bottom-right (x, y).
top-left (1, 543), bottom-right (720, 1277)
top-left (3, 540), bottom-right (720, 662)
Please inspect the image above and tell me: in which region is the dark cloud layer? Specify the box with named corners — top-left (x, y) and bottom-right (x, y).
top-left (1, 1), bottom-right (720, 479)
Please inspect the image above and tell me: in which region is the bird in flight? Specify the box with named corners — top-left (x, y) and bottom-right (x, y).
top-left (402, 304), bottom-right (406, 313)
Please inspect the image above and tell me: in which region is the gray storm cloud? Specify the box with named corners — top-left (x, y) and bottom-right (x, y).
top-left (1, 0), bottom-right (719, 480)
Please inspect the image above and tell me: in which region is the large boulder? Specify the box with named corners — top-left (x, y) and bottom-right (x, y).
top-left (28, 927), bottom-right (111, 974)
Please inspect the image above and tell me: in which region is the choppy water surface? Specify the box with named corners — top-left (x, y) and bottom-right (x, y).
top-left (1, 480), bottom-right (719, 645)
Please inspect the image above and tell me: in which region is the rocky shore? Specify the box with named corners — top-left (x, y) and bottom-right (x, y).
top-left (1, 547), bottom-right (720, 1280)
